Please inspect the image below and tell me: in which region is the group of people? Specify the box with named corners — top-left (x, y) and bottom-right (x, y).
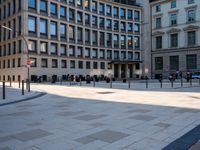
top-left (168, 70), bottom-right (191, 82)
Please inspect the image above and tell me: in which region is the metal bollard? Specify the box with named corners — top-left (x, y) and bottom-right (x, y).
top-left (110, 79), bottom-right (112, 88)
top-left (171, 80), bottom-right (173, 88)
top-left (28, 79), bottom-right (30, 92)
top-left (3, 81), bottom-right (5, 100)
top-left (22, 80), bottom-right (24, 95)
top-left (128, 79), bottom-right (130, 88)
top-left (181, 78), bottom-right (183, 87)
top-left (146, 78), bottom-right (148, 88)
top-left (9, 77), bottom-right (12, 87)
top-left (18, 79), bottom-right (21, 88)
top-left (93, 79), bottom-right (95, 87)
top-left (160, 80), bottom-right (162, 88)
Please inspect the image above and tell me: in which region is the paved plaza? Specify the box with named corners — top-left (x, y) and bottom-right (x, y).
top-left (0, 82), bottom-right (200, 150)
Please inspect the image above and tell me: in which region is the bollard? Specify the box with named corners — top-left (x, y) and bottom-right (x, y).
top-left (190, 78), bottom-right (192, 86)
top-left (181, 78), bottom-right (183, 87)
top-left (3, 81), bottom-right (5, 100)
top-left (146, 78), bottom-right (148, 88)
top-left (110, 79), bottom-right (112, 88)
top-left (171, 80), bottom-right (173, 88)
top-left (160, 80), bottom-right (162, 88)
top-left (18, 79), bottom-right (21, 88)
top-left (93, 79), bottom-right (95, 87)
top-left (22, 80), bottom-right (24, 95)
top-left (128, 79), bottom-right (130, 88)
top-left (28, 79), bottom-right (30, 92)
top-left (80, 78), bottom-right (82, 86)
top-left (9, 77), bottom-right (12, 87)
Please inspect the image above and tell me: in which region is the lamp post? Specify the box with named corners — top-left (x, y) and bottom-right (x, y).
top-left (1, 25), bottom-right (30, 92)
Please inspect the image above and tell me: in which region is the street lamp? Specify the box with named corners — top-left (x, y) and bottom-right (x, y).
top-left (1, 25), bottom-right (30, 92)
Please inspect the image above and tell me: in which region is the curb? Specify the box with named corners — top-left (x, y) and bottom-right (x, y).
top-left (0, 92), bottom-right (46, 107)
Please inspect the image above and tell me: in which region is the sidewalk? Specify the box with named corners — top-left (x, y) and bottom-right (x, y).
top-left (0, 83), bottom-right (45, 106)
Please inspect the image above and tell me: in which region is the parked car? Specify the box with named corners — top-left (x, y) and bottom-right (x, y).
top-left (191, 72), bottom-right (200, 79)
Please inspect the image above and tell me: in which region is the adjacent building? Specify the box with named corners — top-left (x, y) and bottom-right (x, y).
top-left (0, 0), bottom-right (144, 82)
top-left (150, 0), bottom-right (200, 78)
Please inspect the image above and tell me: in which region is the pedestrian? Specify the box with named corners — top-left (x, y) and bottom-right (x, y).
top-left (175, 70), bottom-right (179, 79)
top-left (186, 71), bottom-right (190, 82)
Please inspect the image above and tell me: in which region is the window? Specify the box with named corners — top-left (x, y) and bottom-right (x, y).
top-left (92, 49), bottom-right (98, 58)
top-left (156, 5), bottom-right (161, 12)
top-left (186, 54), bottom-right (197, 69)
top-left (18, 58), bottom-right (21, 67)
top-left (113, 7), bottom-right (119, 17)
top-left (7, 59), bottom-right (10, 68)
top-left (78, 61), bottom-right (83, 69)
top-left (121, 22), bottom-right (126, 31)
top-left (12, 59), bottom-right (15, 68)
top-left (60, 24), bottom-right (66, 39)
top-left (84, 0), bottom-right (90, 10)
top-left (156, 17), bottom-right (161, 28)
top-left (86, 61), bottom-right (90, 69)
top-left (99, 17), bottom-right (104, 28)
top-left (121, 51), bottom-right (126, 59)
top-left (156, 36), bottom-right (162, 49)
top-left (92, 1), bottom-right (97, 12)
top-left (77, 47), bottom-right (83, 57)
top-left (40, 42), bottom-right (47, 53)
top-left (106, 19), bottom-right (112, 30)
top-left (99, 3), bottom-right (104, 14)
top-left (170, 56), bottom-right (179, 70)
top-left (61, 60), bottom-right (67, 68)
top-left (121, 35), bottom-right (126, 48)
top-left (188, 10), bottom-right (195, 22)
top-left (70, 60), bottom-right (75, 68)
top-left (41, 58), bottom-right (48, 68)
top-left (69, 0), bottom-right (75, 5)
top-left (100, 62), bottom-right (105, 69)
top-left (60, 44), bottom-right (67, 56)
top-left (28, 40), bottom-right (37, 52)
top-left (188, 31), bottom-right (196, 46)
top-left (40, 0), bottom-right (47, 13)
top-left (188, 0), bottom-right (194, 4)
top-left (30, 57), bottom-right (37, 67)
top-left (106, 5), bottom-right (111, 16)
top-left (92, 31), bottom-right (97, 45)
top-left (77, 11), bottom-right (83, 23)
top-left (77, 27), bottom-right (83, 42)
top-left (93, 62), bottom-right (98, 69)
top-left (107, 50), bottom-right (112, 59)
top-left (114, 51), bottom-right (119, 59)
top-left (128, 36), bottom-right (133, 48)
top-left (52, 59), bottom-right (58, 68)
top-left (69, 25), bottom-right (75, 41)
top-left (171, 1), bottom-right (176, 8)
top-left (100, 32), bottom-right (105, 46)
top-left (50, 43), bottom-right (57, 54)
top-left (128, 10), bottom-right (133, 20)
top-left (85, 29), bottom-right (90, 44)
top-left (107, 33), bottom-right (112, 47)
top-left (134, 10), bottom-right (140, 21)
top-left (128, 52), bottom-right (133, 60)
top-left (69, 46), bottom-right (75, 57)
top-left (113, 20), bottom-right (119, 30)
top-left (85, 48), bottom-right (90, 58)
top-left (134, 36), bottom-right (140, 49)
top-left (134, 23), bottom-right (140, 32)
top-left (50, 21), bottom-right (57, 37)
top-left (170, 14), bottom-right (177, 25)
top-left (85, 14), bottom-right (90, 25)
top-left (155, 57), bottom-right (163, 70)
top-left (127, 23), bottom-right (133, 32)
top-left (120, 8), bottom-right (125, 19)
top-left (60, 6), bottom-right (66, 18)
top-left (77, 0), bottom-right (82, 7)
top-left (50, 3), bottom-right (57, 16)
top-left (170, 34), bottom-right (178, 47)
top-left (69, 8), bottom-right (75, 21)
top-left (100, 50), bottom-right (105, 58)
top-left (28, 16), bottom-right (36, 33)
top-left (28, 0), bottom-right (36, 9)
top-left (92, 15), bottom-right (97, 27)
top-left (40, 18), bottom-right (47, 35)
top-left (113, 34), bottom-right (119, 48)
